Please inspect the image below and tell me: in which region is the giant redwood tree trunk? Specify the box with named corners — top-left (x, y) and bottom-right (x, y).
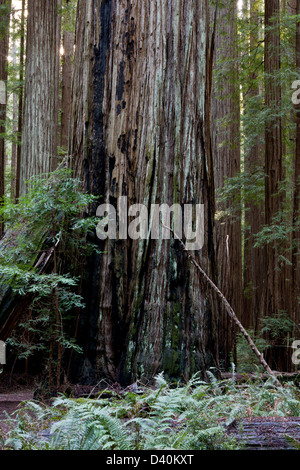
top-left (20, 0), bottom-right (60, 195)
top-left (69, 0), bottom-right (220, 384)
top-left (211, 1), bottom-right (242, 370)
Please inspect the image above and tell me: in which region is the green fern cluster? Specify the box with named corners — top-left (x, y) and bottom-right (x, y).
top-left (1, 373), bottom-right (300, 451)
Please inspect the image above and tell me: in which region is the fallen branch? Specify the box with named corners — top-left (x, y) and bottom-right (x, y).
top-left (163, 224), bottom-right (281, 387)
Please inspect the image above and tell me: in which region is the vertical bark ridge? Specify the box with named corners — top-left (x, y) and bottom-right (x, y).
top-left (61, 31), bottom-right (74, 150)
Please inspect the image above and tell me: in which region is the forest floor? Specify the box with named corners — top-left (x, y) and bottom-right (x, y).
top-left (0, 372), bottom-right (35, 435)
top-left (1, 372), bottom-right (300, 450)
top-left (0, 372), bottom-right (120, 437)
top-left (0, 390), bottom-right (34, 434)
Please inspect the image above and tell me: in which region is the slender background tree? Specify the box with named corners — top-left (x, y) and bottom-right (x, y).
top-left (212, 0), bottom-right (242, 370)
top-left (20, 0), bottom-right (60, 195)
top-left (0, 0), bottom-right (11, 235)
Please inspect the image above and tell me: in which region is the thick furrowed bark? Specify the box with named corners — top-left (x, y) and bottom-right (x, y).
top-left (61, 31), bottom-right (74, 150)
top-left (69, 0), bottom-right (220, 384)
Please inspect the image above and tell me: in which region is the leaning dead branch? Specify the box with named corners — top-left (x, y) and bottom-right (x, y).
top-left (162, 224), bottom-right (282, 387)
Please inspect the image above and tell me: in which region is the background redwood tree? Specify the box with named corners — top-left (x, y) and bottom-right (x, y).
top-left (20, 0), bottom-right (60, 195)
top-left (0, 0), bottom-right (11, 235)
top-left (212, 0), bottom-right (242, 370)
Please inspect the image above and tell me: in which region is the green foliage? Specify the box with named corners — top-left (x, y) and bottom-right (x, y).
top-left (260, 311), bottom-right (297, 346)
top-left (0, 168), bottom-right (100, 380)
top-left (0, 1), bottom-right (11, 39)
top-left (0, 167), bottom-right (99, 268)
top-left (215, 4), bottom-right (300, 248)
top-left (59, 0), bottom-right (77, 33)
top-left (2, 373), bottom-right (300, 451)
top-left (235, 330), bottom-right (270, 374)
top-left (235, 314), bottom-right (298, 374)
top-left (285, 436), bottom-right (300, 450)
top-left (254, 205), bottom-right (300, 251)
top-left (216, 168), bottom-right (265, 223)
